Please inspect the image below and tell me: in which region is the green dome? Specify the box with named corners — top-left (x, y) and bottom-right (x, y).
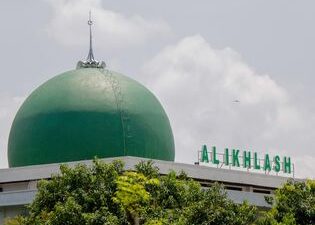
top-left (8, 68), bottom-right (175, 167)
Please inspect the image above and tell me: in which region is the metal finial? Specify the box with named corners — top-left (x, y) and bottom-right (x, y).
top-left (77, 11), bottom-right (106, 69)
top-left (87, 11), bottom-right (95, 62)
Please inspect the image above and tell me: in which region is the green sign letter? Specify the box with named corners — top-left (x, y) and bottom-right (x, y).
top-left (212, 146), bottom-right (220, 164)
top-left (264, 154), bottom-right (271, 171)
top-left (224, 148), bottom-right (229, 166)
top-left (254, 152), bottom-right (260, 170)
top-left (232, 149), bottom-right (240, 167)
top-left (283, 157), bottom-right (291, 173)
top-left (201, 145), bottom-right (209, 163)
top-left (274, 155), bottom-right (281, 172)
top-left (243, 151), bottom-right (251, 168)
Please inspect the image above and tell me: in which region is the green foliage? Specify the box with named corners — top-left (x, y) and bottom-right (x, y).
top-left (179, 184), bottom-right (256, 225)
top-left (113, 171), bottom-right (160, 225)
top-left (6, 159), bottom-right (258, 225)
top-left (134, 160), bottom-right (159, 178)
top-left (255, 179), bottom-right (315, 225)
top-left (4, 216), bottom-right (25, 225)
top-left (11, 159), bottom-right (126, 225)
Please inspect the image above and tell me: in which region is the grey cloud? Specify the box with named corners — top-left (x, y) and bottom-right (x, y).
top-left (46, 0), bottom-right (172, 50)
top-left (141, 35), bottom-right (315, 178)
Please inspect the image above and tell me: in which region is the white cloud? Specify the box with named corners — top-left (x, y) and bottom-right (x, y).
top-left (46, 0), bottom-right (171, 50)
top-left (141, 35), bottom-right (315, 178)
top-left (0, 94), bottom-right (25, 168)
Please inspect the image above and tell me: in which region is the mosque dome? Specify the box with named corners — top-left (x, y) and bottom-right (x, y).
top-left (8, 68), bottom-right (175, 167)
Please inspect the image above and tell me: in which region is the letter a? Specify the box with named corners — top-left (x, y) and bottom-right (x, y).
top-left (201, 145), bottom-right (209, 163)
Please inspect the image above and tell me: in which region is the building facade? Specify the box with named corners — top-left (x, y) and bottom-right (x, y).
top-left (0, 156), bottom-right (297, 224)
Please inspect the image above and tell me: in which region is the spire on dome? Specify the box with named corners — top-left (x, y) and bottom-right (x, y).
top-left (86, 11), bottom-right (95, 62)
top-left (77, 11), bottom-right (106, 69)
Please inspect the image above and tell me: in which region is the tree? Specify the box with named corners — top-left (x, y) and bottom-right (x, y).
top-left (19, 160), bottom-right (126, 225)
top-left (255, 179), bottom-right (315, 225)
top-left (6, 159), bottom-right (257, 225)
top-left (113, 171), bottom-right (160, 225)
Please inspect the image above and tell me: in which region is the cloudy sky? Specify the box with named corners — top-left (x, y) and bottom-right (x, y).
top-left (0, 0), bottom-right (314, 178)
